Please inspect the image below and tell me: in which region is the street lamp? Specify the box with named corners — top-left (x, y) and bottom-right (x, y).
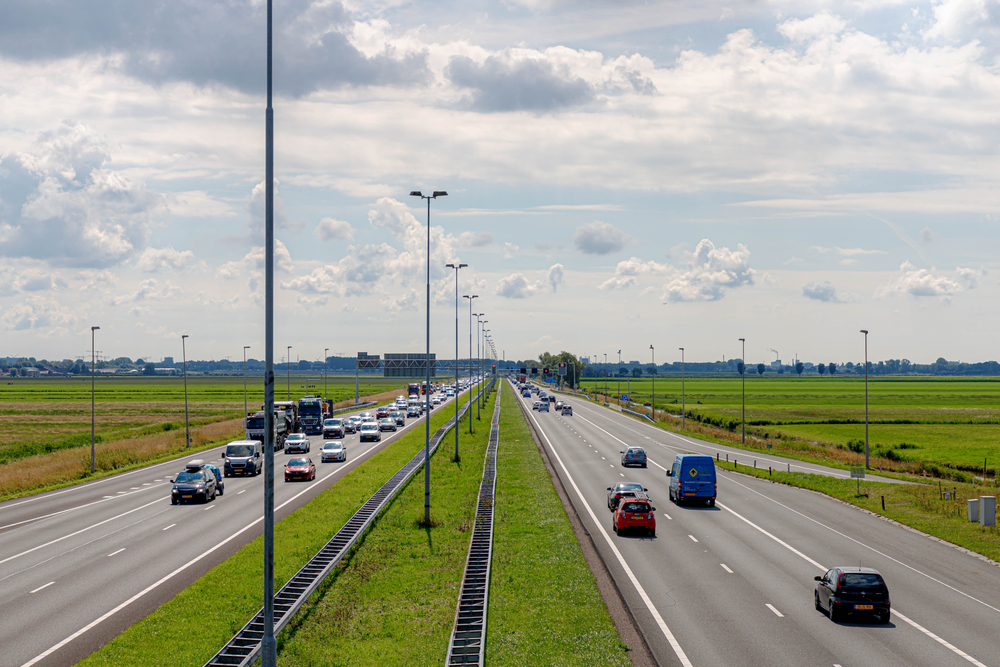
top-left (446, 263), bottom-right (467, 460)
top-left (679, 347), bottom-right (685, 429)
top-left (286, 345), bottom-right (292, 401)
top-left (473, 312), bottom-right (483, 426)
top-left (324, 348), bottom-right (328, 416)
top-left (410, 189), bottom-right (448, 526)
top-left (182, 335), bottom-right (190, 449)
top-left (649, 345), bottom-right (655, 422)
top-left (480, 320), bottom-right (489, 417)
top-left (861, 329), bottom-right (870, 468)
top-left (617, 349), bottom-right (622, 407)
top-left (604, 353), bottom-right (608, 403)
top-left (739, 337), bottom-right (746, 444)
top-left (244, 346), bottom-right (251, 426)
top-left (464, 297), bottom-right (478, 434)
top-left (90, 326), bottom-right (100, 473)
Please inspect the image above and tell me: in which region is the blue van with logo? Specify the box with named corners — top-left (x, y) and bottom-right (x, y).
top-left (667, 454), bottom-right (717, 506)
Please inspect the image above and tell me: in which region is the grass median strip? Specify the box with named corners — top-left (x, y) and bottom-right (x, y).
top-left (276, 390), bottom-right (496, 665)
top-left (77, 393), bottom-right (475, 667)
top-left (715, 460), bottom-right (1000, 562)
top-left (487, 388), bottom-right (631, 666)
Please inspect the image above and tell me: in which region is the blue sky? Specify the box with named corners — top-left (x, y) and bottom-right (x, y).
top-left (0, 0), bottom-right (998, 366)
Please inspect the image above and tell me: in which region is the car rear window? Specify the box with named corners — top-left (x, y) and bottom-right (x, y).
top-left (288, 458), bottom-right (309, 466)
top-left (841, 573), bottom-right (885, 588)
top-left (618, 483), bottom-right (643, 493)
top-left (622, 502), bottom-right (650, 513)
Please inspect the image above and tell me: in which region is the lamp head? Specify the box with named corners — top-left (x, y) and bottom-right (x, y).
top-left (409, 191), bottom-right (422, 197)
top-left (446, 263), bottom-right (455, 268)
top-left (432, 191), bottom-right (448, 198)
top-left (459, 263), bottom-right (468, 268)
top-left (860, 329), bottom-right (868, 334)
top-left (92, 326), bottom-right (100, 331)
top-left (739, 338), bottom-right (745, 342)
top-left (182, 334), bottom-right (188, 340)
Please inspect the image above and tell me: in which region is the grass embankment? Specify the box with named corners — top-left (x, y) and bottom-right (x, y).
top-left (487, 388), bottom-right (631, 666)
top-left (715, 460), bottom-right (1000, 562)
top-left (575, 377), bottom-right (1000, 482)
top-left (78, 389), bottom-right (476, 667)
top-left (0, 384), bottom-right (406, 501)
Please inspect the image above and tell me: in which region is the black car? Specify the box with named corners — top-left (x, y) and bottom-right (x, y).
top-left (815, 567), bottom-right (890, 623)
top-left (390, 411), bottom-right (406, 426)
top-left (606, 482), bottom-right (647, 511)
top-left (170, 466), bottom-right (218, 504)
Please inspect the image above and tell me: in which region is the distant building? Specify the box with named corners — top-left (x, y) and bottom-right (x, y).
top-left (770, 359), bottom-right (782, 370)
top-left (163, 356), bottom-right (174, 365)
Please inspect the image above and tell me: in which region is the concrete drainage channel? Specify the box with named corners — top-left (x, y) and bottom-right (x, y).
top-left (445, 383), bottom-right (503, 666)
top-left (203, 379), bottom-right (496, 667)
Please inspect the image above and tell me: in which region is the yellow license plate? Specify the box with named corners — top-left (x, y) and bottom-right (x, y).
top-left (182, 495), bottom-right (192, 499)
top-left (854, 604), bottom-right (873, 610)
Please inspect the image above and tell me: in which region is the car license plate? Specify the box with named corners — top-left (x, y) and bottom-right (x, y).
top-left (854, 604), bottom-right (873, 610)
top-left (182, 495), bottom-right (192, 499)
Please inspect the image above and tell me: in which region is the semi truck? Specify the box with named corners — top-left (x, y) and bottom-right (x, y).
top-left (273, 401), bottom-right (299, 432)
top-left (245, 410), bottom-right (288, 451)
top-left (408, 383), bottom-right (420, 398)
top-left (298, 396), bottom-right (324, 435)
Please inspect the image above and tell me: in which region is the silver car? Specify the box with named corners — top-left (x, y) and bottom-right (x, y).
top-left (284, 433), bottom-right (310, 454)
top-left (320, 441), bottom-right (347, 462)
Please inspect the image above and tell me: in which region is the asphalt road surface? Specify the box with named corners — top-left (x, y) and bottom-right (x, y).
top-left (0, 390), bottom-right (463, 667)
top-left (516, 381), bottom-right (1000, 667)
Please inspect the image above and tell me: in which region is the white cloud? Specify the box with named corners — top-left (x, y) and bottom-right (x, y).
top-left (599, 256), bottom-right (671, 290)
top-left (110, 278), bottom-right (181, 305)
top-left (548, 263), bottom-right (564, 292)
top-left (573, 220), bottom-right (629, 255)
top-left (802, 280), bottom-right (843, 302)
top-left (134, 246), bottom-right (195, 272)
top-left (811, 246), bottom-right (887, 256)
top-left (457, 231), bottom-right (495, 247)
top-left (0, 295), bottom-right (78, 331)
top-left (920, 226), bottom-right (935, 242)
top-left (217, 240), bottom-right (293, 279)
top-left (503, 242), bottom-right (519, 259)
top-left (0, 121), bottom-right (167, 268)
top-left (314, 217), bottom-right (355, 242)
top-left (496, 273), bottom-right (541, 299)
top-left (777, 12), bottom-right (848, 42)
top-left (878, 261), bottom-right (966, 298)
top-left (924, 0), bottom-right (1000, 41)
top-left (661, 239), bottom-right (754, 302)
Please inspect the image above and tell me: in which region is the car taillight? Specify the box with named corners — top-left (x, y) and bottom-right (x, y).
top-left (838, 574), bottom-right (847, 589)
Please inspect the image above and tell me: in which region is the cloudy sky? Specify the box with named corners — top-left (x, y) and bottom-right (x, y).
top-left (1, 0), bottom-right (998, 367)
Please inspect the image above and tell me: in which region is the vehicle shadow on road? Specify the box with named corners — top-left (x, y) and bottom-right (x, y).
top-left (674, 505), bottom-right (721, 512)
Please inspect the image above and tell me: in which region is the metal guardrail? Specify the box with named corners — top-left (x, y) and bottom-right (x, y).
top-left (328, 400), bottom-right (377, 416)
top-left (203, 385), bottom-right (490, 667)
top-left (445, 383), bottom-right (502, 666)
top-left (621, 406), bottom-right (656, 423)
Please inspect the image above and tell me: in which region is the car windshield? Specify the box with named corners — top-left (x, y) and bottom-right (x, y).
top-left (175, 471), bottom-right (204, 483)
top-left (622, 502), bottom-right (650, 513)
top-left (226, 444), bottom-right (254, 457)
top-left (324, 444), bottom-right (341, 450)
top-left (288, 458), bottom-right (310, 466)
top-left (616, 483), bottom-right (643, 493)
top-left (842, 573), bottom-right (885, 588)
top-left (362, 425), bottom-right (377, 431)
top-left (325, 419), bottom-right (341, 426)
top-left (288, 434), bottom-right (305, 440)
top-left (246, 417), bottom-right (265, 428)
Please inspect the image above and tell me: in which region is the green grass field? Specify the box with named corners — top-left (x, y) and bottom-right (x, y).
top-left (0, 375), bottom-right (407, 464)
top-left (575, 377), bottom-right (1000, 476)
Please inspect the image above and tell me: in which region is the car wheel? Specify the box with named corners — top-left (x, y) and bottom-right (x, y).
top-left (877, 611), bottom-right (890, 624)
top-left (815, 592), bottom-right (822, 612)
top-left (829, 604), bottom-right (839, 622)
top-left (218, 486), bottom-right (224, 496)
top-left (642, 463), bottom-right (647, 468)
top-left (171, 497), bottom-right (178, 505)
top-left (649, 528), bottom-right (655, 537)
top-left (709, 498), bottom-right (716, 507)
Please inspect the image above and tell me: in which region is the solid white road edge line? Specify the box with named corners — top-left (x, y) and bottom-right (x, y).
top-left (19, 412), bottom-right (434, 667)
top-left (715, 499), bottom-right (987, 667)
top-left (721, 474), bottom-right (1000, 616)
top-left (527, 406), bottom-right (694, 667)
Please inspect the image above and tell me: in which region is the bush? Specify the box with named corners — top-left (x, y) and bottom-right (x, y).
top-left (847, 439), bottom-right (865, 454)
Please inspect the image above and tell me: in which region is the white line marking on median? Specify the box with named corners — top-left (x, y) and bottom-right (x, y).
top-left (162, 524), bottom-right (175, 531)
top-left (30, 582), bottom-right (55, 594)
top-left (526, 408), bottom-right (694, 667)
top-left (204, 505), bottom-right (214, 511)
top-left (688, 535), bottom-right (698, 543)
top-left (766, 603), bottom-right (784, 618)
top-left (721, 563), bottom-right (733, 573)
top-left (107, 548), bottom-right (126, 557)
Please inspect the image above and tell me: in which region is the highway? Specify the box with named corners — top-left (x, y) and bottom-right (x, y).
top-left (0, 391), bottom-right (463, 667)
top-left (515, 381), bottom-right (1000, 667)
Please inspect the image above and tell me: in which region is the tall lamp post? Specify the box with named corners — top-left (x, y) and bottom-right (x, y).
top-left (410, 189), bottom-right (447, 526)
top-left (480, 321), bottom-right (489, 416)
top-left (324, 348), bottom-right (328, 415)
top-left (244, 345), bottom-right (251, 424)
top-left (286, 345), bottom-right (291, 401)
top-left (464, 297), bottom-right (478, 433)
top-left (473, 313), bottom-right (483, 424)
top-left (861, 329), bottom-right (870, 469)
top-left (679, 347), bottom-right (685, 429)
top-left (446, 263), bottom-right (467, 460)
top-left (262, 0), bottom-right (277, 660)
top-left (649, 345), bottom-right (655, 422)
top-left (739, 337), bottom-right (746, 444)
top-left (617, 349), bottom-right (622, 407)
top-left (604, 353), bottom-right (608, 403)
top-left (91, 326), bottom-right (100, 473)
top-left (182, 335), bottom-right (190, 449)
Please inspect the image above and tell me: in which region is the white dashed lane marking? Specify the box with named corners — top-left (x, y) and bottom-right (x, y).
top-left (766, 604), bottom-right (784, 618)
top-left (721, 563), bottom-right (733, 574)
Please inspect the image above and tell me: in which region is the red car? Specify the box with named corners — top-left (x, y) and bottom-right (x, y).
top-left (376, 406), bottom-right (391, 419)
top-left (612, 495), bottom-right (656, 537)
top-left (284, 457), bottom-right (316, 482)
